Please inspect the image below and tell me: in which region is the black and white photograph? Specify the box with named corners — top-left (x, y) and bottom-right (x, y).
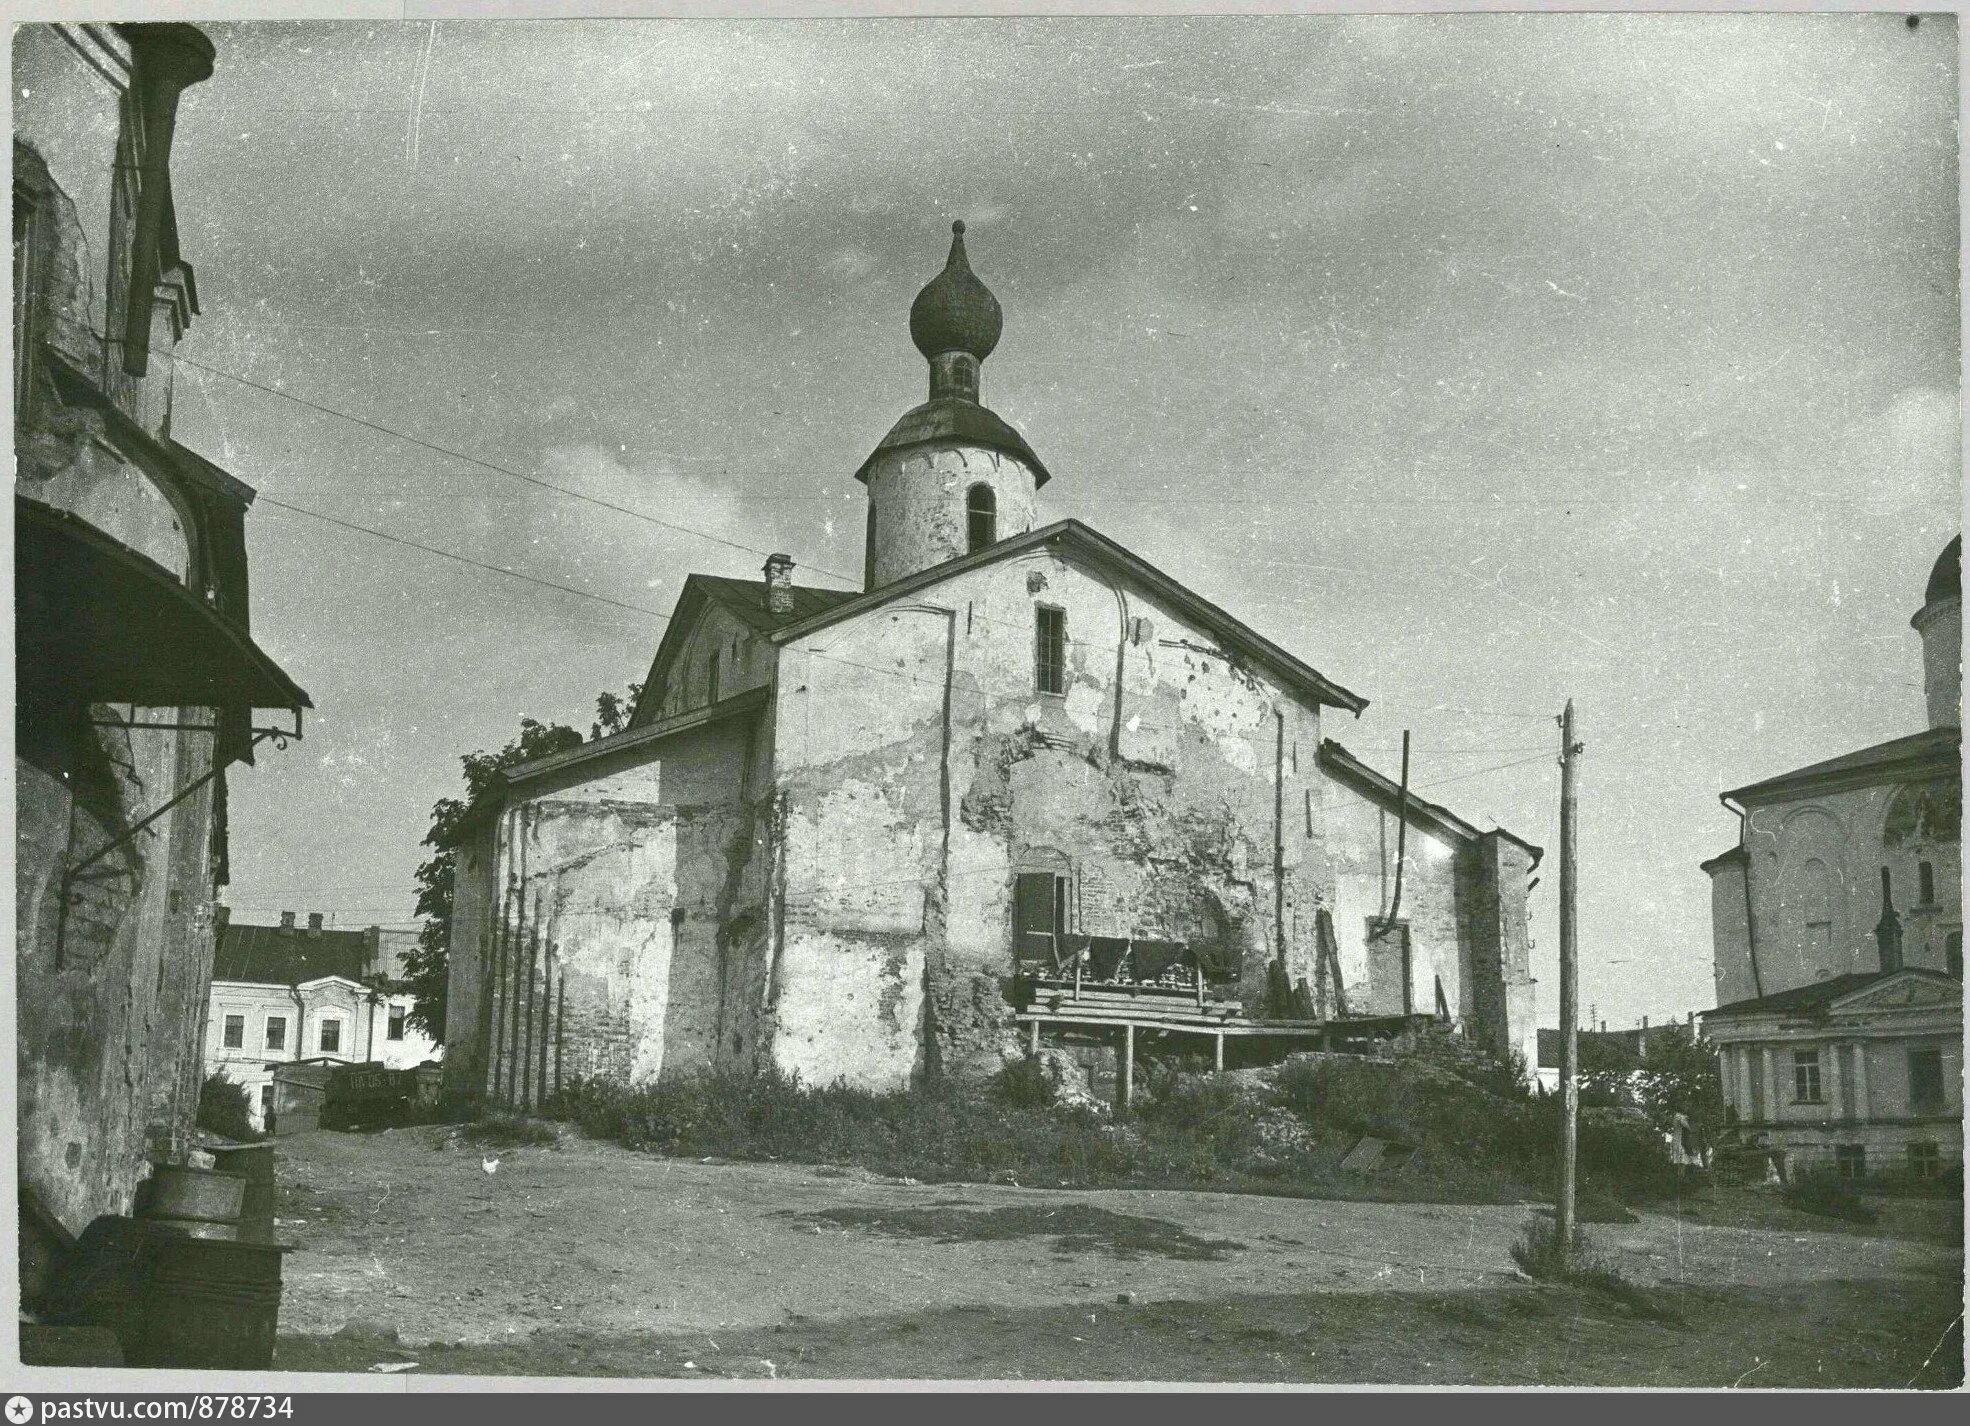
top-left (7, 1), bottom-right (1964, 1390)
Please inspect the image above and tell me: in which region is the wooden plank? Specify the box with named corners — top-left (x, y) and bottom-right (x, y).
top-left (1121, 1023), bottom-right (1134, 1113)
top-left (1017, 1004), bottom-right (1245, 1031)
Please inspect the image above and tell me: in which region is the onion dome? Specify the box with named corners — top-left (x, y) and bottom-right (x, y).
top-left (909, 221), bottom-right (1002, 363)
top-left (1924, 535), bottom-right (1960, 605)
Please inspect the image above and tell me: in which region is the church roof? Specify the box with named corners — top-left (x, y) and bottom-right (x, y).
top-left (769, 518), bottom-right (1371, 714)
top-left (1705, 967), bottom-right (1961, 1021)
top-left (909, 221), bottom-right (1001, 363)
top-left (852, 396), bottom-right (1052, 487)
top-left (692, 573), bottom-right (857, 632)
top-left (626, 573), bottom-right (856, 730)
top-left (1721, 725), bottom-right (1959, 806)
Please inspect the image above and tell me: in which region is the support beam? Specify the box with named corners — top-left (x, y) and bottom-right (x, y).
top-left (1214, 1032), bottom-right (1224, 1072)
top-left (1029, 1019), bottom-right (1040, 1056)
top-left (1120, 1022), bottom-right (1134, 1113)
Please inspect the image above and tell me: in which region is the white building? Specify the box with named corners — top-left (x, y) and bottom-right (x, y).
top-left (1700, 538), bottom-right (1963, 1179)
top-left (204, 911), bottom-right (438, 1131)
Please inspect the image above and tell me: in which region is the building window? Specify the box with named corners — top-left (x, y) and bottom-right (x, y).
top-left (1834, 1144), bottom-right (1866, 1180)
top-left (706, 651), bottom-right (719, 705)
top-left (1791, 1048), bottom-right (1822, 1104)
top-left (1908, 1047), bottom-right (1945, 1113)
top-left (1014, 870), bottom-right (1070, 968)
top-left (222, 1014), bottom-right (244, 1049)
top-left (387, 1005), bottom-right (406, 1041)
top-left (1948, 931), bottom-right (1963, 980)
top-left (1909, 1141), bottom-right (1942, 1179)
top-left (264, 1016), bottom-right (287, 1052)
top-left (1035, 605), bottom-right (1066, 695)
top-left (966, 484), bottom-right (996, 553)
top-left (1918, 861), bottom-right (1935, 905)
top-left (319, 1017), bottom-right (342, 1054)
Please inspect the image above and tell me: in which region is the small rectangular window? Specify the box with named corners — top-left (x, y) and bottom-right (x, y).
top-left (1909, 1142), bottom-right (1941, 1179)
top-left (1908, 1047), bottom-right (1945, 1113)
top-left (264, 1016), bottom-right (287, 1052)
top-left (1792, 1048), bottom-right (1822, 1104)
top-left (222, 1014), bottom-right (244, 1049)
top-left (1918, 861), bottom-right (1936, 905)
top-left (1035, 605), bottom-right (1066, 695)
top-left (319, 1018), bottom-right (342, 1054)
top-left (1834, 1144), bottom-right (1866, 1180)
top-left (387, 1005), bottom-right (406, 1042)
top-left (706, 651), bottom-right (719, 705)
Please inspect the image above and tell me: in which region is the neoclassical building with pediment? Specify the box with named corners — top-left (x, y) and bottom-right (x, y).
top-left (1701, 538), bottom-right (1963, 1180)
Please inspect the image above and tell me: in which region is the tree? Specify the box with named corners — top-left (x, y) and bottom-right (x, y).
top-left (1634, 1028), bottom-right (1725, 1148)
top-left (403, 685), bottom-right (640, 1041)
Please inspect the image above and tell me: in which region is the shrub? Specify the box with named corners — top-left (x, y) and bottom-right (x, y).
top-left (196, 1071), bottom-right (261, 1142)
top-left (1784, 1169), bottom-right (1879, 1224)
top-left (458, 1113), bottom-right (560, 1149)
top-left (990, 1055), bottom-right (1056, 1110)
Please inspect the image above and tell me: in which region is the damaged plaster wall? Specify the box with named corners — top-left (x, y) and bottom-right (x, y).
top-left (864, 444), bottom-right (1039, 588)
top-left (647, 602), bottom-right (776, 724)
top-left (1322, 797), bottom-right (1464, 1019)
top-left (769, 547), bottom-right (1332, 1090)
top-left (473, 712), bottom-right (771, 1107)
top-left (15, 712), bottom-right (216, 1236)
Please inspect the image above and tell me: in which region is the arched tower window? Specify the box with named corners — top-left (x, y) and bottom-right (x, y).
top-left (1919, 860), bottom-right (1936, 905)
top-left (966, 483), bottom-right (996, 553)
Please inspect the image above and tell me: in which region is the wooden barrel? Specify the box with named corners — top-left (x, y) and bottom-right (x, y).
top-left (209, 1143), bottom-right (277, 1243)
top-left (128, 1233), bottom-right (287, 1370)
top-left (137, 1165), bottom-right (246, 1226)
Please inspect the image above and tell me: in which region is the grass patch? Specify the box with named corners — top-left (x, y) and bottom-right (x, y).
top-left (458, 1113), bottom-right (561, 1149)
top-left (1784, 1170), bottom-right (1880, 1224)
top-left (1510, 1218), bottom-right (1683, 1324)
top-left (544, 1038), bottom-right (1689, 1211)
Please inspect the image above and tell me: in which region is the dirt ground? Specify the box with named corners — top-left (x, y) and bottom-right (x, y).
top-left (267, 1127), bottom-right (1964, 1386)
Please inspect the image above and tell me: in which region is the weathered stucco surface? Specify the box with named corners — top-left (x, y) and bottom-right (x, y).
top-left (768, 546), bottom-right (1336, 1089)
top-left (864, 443), bottom-right (1039, 588)
top-left (1711, 777), bottom-right (1962, 1005)
top-left (450, 538), bottom-right (1540, 1100)
top-left (462, 713), bottom-right (771, 1106)
top-left (16, 713), bottom-right (218, 1236)
top-left (645, 602), bottom-right (776, 724)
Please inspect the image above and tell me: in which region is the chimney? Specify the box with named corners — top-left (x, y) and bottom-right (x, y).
top-left (1641, 1015), bottom-right (1649, 1031)
top-left (214, 905), bottom-right (231, 931)
top-left (308, 913), bottom-right (324, 936)
top-left (279, 911), bottom-right (296, 930)
top-left (764, 553), bottom-right (795, 616)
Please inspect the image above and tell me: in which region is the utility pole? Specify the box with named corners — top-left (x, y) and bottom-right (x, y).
top-left (1556, 698), bottom-right (1582, 1267)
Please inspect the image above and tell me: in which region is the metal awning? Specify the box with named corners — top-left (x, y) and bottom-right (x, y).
top-left (15, 495), bottom-right (310, 714)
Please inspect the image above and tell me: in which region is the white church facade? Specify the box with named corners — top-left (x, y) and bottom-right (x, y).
top-left (443, 225), bottom-right (1541, 1104)
top-left (1701, 538), bottom-right (1963, 1180)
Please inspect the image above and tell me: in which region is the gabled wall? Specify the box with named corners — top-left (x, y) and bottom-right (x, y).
top-left (643, 601), bottom-right (776, 724)
top-left (768, 545), bottom-right (1340, 1089)
top-left (454, 709), bottom-right (773, 1107)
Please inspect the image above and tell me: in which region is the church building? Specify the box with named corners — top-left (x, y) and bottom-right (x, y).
top-left (442, 225), bottom-right (1540, 1105)
top-left (1700, 538), bottom-right (1963, 1180)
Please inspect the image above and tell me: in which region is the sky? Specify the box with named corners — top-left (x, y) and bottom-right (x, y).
top-left (140, 11), bottom-right (1958, 1029)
